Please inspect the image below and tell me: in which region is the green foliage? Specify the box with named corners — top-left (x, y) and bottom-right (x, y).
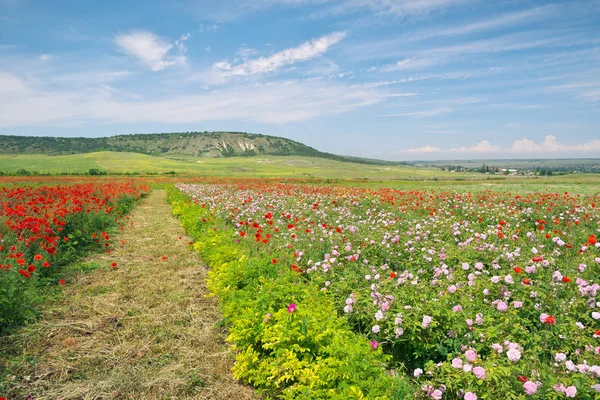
top-left (87, 168), bottom-right (107, 175)
top-left (167, 187), bottom-right (409, 399)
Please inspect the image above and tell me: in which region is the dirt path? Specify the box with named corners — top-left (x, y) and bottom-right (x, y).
top-left (1, 190), bottom-right (255, 399)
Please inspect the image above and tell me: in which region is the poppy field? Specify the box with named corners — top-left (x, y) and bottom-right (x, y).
top-left (0, 182), bottom-right (149, 332)
top-left (169, 182), bottom-right (600, 399)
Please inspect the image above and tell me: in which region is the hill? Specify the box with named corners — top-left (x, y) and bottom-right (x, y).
top-left (0, 132), bottom-right (402, 166)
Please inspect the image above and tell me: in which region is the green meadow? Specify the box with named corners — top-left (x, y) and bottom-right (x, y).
top-left (0, 151), bottom-right (470, 180)
top-left (2, 151), bottom-right (600, 194)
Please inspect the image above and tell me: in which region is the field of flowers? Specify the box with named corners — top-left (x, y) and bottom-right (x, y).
top-left (0, 182), bottom-right (149, 331)
top-left (170, 182), bottom-right (600, 399)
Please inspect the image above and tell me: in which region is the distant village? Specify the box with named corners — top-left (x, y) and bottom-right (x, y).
top-left (437, 164), bottom-right (561, 176)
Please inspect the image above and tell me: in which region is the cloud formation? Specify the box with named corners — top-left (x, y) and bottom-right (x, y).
top-left (308, 0), bottom-right (469, 18)
top-left (0, 72), bottom-right (383, 126)
top-left (385, 106), bottom-right (453, 118)
top-left (403, 136), bottom-right (600, 155)
top-left (115, 31), bottom-right (186, 71)
top-left (213, 31), bottom-right (346, 76)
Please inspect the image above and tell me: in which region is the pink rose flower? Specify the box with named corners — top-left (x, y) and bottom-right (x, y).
top-left (524, 381), bottom-right (538, 395)
top-left (464, 392), bottom-right (477, 400)
top-left (565, 386), bottom-right (577, 398)
top-left (472, 366), bottom-right (486, 380)
top-left (422, 315), bottom-right (433, 328)
top-left (451, 358), bottom-right (463, 369)
top-left (465, 350), bottom-right (477, 362)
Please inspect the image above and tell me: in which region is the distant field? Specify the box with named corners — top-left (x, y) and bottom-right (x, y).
top-left (1, 151), bottom-right (599, 194)
top-left (0, 151), bottom-right (473, 180)
top-left (412, 158), bottom-right (600, 172)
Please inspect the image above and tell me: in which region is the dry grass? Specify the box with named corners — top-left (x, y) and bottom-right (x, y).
top-left (0, 190), bottom-right (256, 399)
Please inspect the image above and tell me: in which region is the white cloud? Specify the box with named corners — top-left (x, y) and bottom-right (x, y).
top-left (0, 72), bottom-right (28, 95)
top-left (200, 0), bottom-right (468, 21)
top-left (309, 0), bottom-right (469, 18)
top-left (49, 70), bottom-right (131, 86)
top-left (459, 140), bottom-right (502, 153)
top-left (0, 72), bottom-right (384, 126)
top-left (213, 31), bottom-right (346, 76)
top-left (381, 56), bottom-right (445, 72)
top-left (115, 31), bottom-right (186, 71)
top-left (408, 4), bottom-right (556, 41)
top-left (546, 81), bottom-right (600, 102)
top-left (175, 32), bottom-right (191, 46)
top-left (237, 46), bottom-right (260, 58)
top-left (578, 90), bottom-right (600, 101)
top-left (406, 145), bottom-right (442, 153)
top-left (365, 0), bottom-right (469, 16)
top-left (384, 92), bottom-right (417, 97)
top-left (199, 24), bottom-right (219, 32)
top-left (347, 29), bottom-right (595, 63)
top-left (402, 136), bottom-right (600, 156)
top-left (385, 106), bottom-right (453, 118)
top-left (39, 54), bottom-right (52, 61)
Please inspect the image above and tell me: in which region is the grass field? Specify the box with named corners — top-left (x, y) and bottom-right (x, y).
top-left (0, 151), bottom-right (473, 180)
top-left (1, 152), bottom-right (600, 194)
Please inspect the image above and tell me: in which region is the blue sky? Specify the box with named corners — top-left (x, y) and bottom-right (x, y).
top-left (0, 0), bottom-right (599, 160)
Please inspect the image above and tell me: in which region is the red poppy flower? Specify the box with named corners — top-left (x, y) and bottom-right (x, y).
top-left (58, 279), bottom-right (65, 285)
top-left (544, 315), bottom-right (556, 325)
top-left (532, 256), bottom-right (543, 262)
top-left (390, 272), bottom-right (398, 279)
top-left (27, 265), bottom-right (36, 273)
top-left (272, 258), bottom-right (278, 264)
top-left (34, 254), bottom-right (43, 261)
top-left (111, 262), bottom-right (117, 268)
top-left (18, 269), bottom-right (30, 278)
top-left (42, 261), bottom-right (50, 268)
top-left (518, 376), bottom-right (528, 383)
top-left (513, 266), bottom-right (523, 274)
top-left (562, 276), bottom-right (571, 283)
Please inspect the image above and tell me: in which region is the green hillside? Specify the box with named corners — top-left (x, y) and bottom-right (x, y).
top-left (0, 132), bottom-right (402, 166)
top-left (0, 151), bottom-right (468, 180)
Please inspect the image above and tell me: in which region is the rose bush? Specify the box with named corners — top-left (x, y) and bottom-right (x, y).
top-left (171, 182), bottom-right (600, 399)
